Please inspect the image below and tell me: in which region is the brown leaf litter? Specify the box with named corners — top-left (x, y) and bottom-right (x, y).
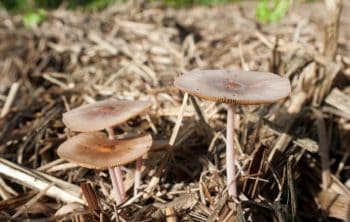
top-left (0, 0), bottom-right (350, 221)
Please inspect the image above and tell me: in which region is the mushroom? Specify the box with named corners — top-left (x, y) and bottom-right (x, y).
top-left (174, 69), bottom-right (291, 198)
top-left (57, 132), bottom-right (152, 204)
top-left (62, 99), bottom-right (153, 133)
top-left (61, 99), bottom-right (153, 202)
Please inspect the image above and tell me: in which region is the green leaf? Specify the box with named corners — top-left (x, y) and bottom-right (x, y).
top-left (23, 9), bottom-right (47, 28)
top-left (256, 0), bottom-right (270, 23)
top-left (85, 0), bottom-right (122, 11)
top-left (256, 0), bottom-right (290, 23)
top-left (269, 0), bottom-right (289, 22)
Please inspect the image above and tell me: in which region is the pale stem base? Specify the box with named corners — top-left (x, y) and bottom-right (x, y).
top-left (134, 158), bottom-right (142, 196)
top-left (114, 167), bottom-right (126, 200)
top-left (108, 167), bottom-right (122, 205)
top-left (107, 127), bottom-right (126, 201)
top-left (226, 104), bottom-right (237, 198)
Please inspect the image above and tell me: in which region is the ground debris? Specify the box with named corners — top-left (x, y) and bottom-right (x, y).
top-left (0, 0), bottom-right (349, 221)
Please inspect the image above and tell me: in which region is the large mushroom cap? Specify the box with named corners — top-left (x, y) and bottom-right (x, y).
top-left (174, 70), bottom-right (291, 105)
top-left (57, 132), bottom-right (152, 169)
top-left (63, 99), bottom-right (153, 132)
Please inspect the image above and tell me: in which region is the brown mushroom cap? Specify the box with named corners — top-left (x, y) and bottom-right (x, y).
top-left (57, 132), bottom-right (152, 169)
top-left (63, 99), bottom-right (153, 132)
top-left (174, 70), bottom-right (291, 105)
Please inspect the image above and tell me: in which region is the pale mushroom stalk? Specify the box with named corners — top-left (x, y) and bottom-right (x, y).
top-left (134, 158), bottom-right (142, 196)
top-left (107, 127), bottom-right (126, 200)
top-left (108, 167), bottom-right (122, 205)
top-left (114, 167), bottom-right (125, 198)
top-left (226, 104), bottom-right (237, 198)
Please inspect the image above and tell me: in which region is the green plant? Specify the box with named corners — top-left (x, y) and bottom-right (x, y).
top-left (256, 0), bottom-right (290, 23)
top-left (0, 0), bottom-right (294, 25)
top-left (160, 0), bottom-right (231, 8)
top-left (23, 8), bottom-right (47, 27)
top-left (0, 0), bottom-right (124, 27)
top-left (0, 0), bottom-right (123, 12)
top-left (84, 0), bottom-right (123, 10)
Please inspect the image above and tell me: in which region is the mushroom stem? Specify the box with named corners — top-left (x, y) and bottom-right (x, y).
top-left (226, 104), bottom-right (237, 198)
top-left (106, 127), bottom-right (116, 140)
top-left (134, 158), bottom-right (142, 196)
top-left (107, 127), bottom-right (126, 201)
top-left (108, 167), bottom-right (122, 205)
top-left (114, 167), bottom-right (126, 200)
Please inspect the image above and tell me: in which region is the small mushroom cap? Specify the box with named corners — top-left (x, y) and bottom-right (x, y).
top-left (174, 70), bottom-right (291, 105)
top-left (63, 99), bottom-right (153, 132)
top-left (57, 132), bottom-right (152, 169)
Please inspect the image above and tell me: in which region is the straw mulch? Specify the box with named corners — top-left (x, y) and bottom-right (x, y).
top-left (0, 1), bottom-right (349, 221)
